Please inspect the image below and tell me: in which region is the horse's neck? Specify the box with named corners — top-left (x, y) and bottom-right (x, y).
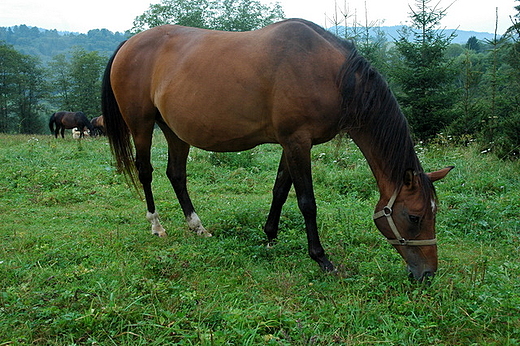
top-left (349, 130), bottom-right (399, 199)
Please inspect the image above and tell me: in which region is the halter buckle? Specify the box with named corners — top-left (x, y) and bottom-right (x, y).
top-left (382, 206), bottom-right (392, 217)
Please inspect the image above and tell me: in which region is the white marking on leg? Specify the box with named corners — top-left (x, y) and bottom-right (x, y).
top-left (186, 212), bottom-right (212, 237)
top-left (146, 211), bottom-right (167, 237)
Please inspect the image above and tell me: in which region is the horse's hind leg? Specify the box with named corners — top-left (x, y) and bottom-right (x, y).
top-left (158, 123), bottom-right (211, 237)
top-left (133, 129), bottom-right (167, 237)
top-left (264, 151), bottom-right (292, 244)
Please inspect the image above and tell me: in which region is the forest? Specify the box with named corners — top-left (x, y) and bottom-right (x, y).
top-left (0, 26), bottom-right (127, 63)
top-left (1, 0), bottom-right (519, 159)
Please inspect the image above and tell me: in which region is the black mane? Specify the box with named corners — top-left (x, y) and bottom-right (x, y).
top-left (338, 49), bottom-right (422, 184)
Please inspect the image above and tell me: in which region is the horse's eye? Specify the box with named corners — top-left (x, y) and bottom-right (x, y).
top-left (409, 215), bottom-right (421, 224)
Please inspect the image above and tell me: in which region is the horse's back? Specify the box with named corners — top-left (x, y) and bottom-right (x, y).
top-left (110, 20), bottom-right (348, 150)
top-left (54, 111), bottom-right (88, 129)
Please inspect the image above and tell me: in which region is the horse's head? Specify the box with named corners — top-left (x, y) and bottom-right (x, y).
top-left (373, 166), bottom-right (453, 282)
top-left (86, 121), bottom-right (95, 137)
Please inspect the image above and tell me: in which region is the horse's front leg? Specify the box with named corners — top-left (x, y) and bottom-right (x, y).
top-left (264, 151), bottom-right (292, 244)
top-left (159, 124), bottom-right (211, 237)
top-left (283, 141), bottom-right (334, 272)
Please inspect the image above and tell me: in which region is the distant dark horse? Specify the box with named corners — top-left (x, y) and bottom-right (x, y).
top-left (102, 19), bottom-right (453, 281)
top-left (91, 116), bottom-right (105, 136)
top-left (49, 111), bottom-right (94, 138)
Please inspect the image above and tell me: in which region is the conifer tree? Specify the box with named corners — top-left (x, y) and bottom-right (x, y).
top-left (392, 0), bottom-right (457, 140)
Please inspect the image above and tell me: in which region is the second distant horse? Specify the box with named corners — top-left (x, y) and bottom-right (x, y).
top-left (49, 111), bottom-right (94, 138)
top-left (91, 116), bottom-right (105, 136)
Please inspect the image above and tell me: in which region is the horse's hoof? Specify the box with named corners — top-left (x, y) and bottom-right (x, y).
top-left (320, 261), bottom-right (336, 273)
top-left (191, 224), bottom-right (212, 237)
top-left (196, 228), bottom-right (212, 237)
top-left (186, 213), bottom-right (211, 237)
top-left (152, 226), bottom-right (167, 237)
top-left (153, 232), bottom-right (167, 237)
top-left (326, 267), bottom-right (339, 275)
top-left (265, 236), bottom-right (278, 248)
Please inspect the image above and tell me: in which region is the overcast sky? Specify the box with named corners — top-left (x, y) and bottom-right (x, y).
top-left (0, 0), bottom-right (517, 35)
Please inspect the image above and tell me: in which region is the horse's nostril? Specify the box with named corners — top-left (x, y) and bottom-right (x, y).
top-left (408, 269), bottom-right (436, 282)
top-left (421, 271), bottom-right (435, 284)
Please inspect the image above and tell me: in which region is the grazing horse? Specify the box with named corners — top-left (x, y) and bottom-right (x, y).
top-left (102, 19), bottom-right (453, 281)
top-left (49, 111), bottom-right (93, 138)
top-left (91, 116), bottom-right (105, 136)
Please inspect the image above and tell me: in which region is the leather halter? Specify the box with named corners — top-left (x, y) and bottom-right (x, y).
top-left (373, 189), bottom-right (437, 246)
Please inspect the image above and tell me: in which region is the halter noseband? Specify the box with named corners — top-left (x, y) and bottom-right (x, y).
top-left (373, 189), bottom-right (437, 246)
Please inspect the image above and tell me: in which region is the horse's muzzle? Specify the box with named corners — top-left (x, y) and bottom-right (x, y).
top-left (408, 268), bottom-right (435, 283)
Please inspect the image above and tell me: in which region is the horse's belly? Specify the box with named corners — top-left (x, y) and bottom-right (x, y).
top-left (166, 113), bottom-right (274, 151)
top-left (157, 82), bottom-right (275, 151)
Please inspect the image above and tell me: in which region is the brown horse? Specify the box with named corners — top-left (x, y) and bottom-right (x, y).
top-left (91, 116), bottom-right (105, 136)
top-left (102, 19), bottom-right (453, 281)
top-left (49, 111), bottom-right (94, 138)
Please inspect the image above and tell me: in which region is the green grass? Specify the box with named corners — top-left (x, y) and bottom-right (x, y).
top-left (0, 133), bottom-right (519, 345)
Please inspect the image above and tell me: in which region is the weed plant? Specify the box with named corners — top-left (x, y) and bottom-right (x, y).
top-left (0, 133), bottom-right (518, 345)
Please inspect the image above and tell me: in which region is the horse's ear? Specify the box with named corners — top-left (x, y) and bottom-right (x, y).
top-left (426, 166), bottom-right (454, 182)
top-left (403, 169), bottom-right (416, 188)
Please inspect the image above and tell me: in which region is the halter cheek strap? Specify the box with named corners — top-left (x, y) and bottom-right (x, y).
top-left (373, 189), bottom-right (437, 246)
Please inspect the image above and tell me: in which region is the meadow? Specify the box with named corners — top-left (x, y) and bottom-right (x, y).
top-left (0, 132), bottom-right (518, 345)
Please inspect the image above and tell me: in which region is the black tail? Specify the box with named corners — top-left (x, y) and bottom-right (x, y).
top-left (49, 113), bottom-right (56, 133)
top-left (101, 41), bottom-right (139, 189)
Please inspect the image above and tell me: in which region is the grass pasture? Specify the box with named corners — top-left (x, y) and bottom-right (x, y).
top-left (0, 132), bottom-right (519, 345)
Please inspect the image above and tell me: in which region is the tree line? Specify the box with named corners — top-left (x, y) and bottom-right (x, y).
top-left (0, 44), bottom-right (106, 134)
top-left (0, 25), bottom-right (127, 63)
top-left (0, 0), bottom-right (518, 158)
